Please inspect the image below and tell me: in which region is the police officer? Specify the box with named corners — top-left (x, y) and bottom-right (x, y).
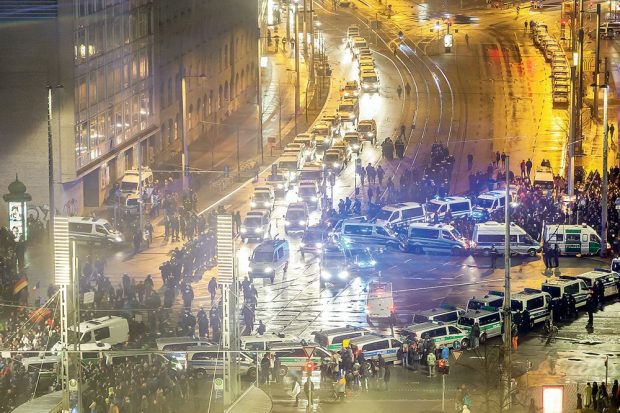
top-left (490, 244), bottom-right (498, 269)
top-left (197, 306), bottom-right (209, 338)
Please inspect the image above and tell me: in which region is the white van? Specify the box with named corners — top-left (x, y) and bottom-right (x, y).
top-left (533, 166), bottom-right (554, 191)
top-left (336, 221), bottom-right (404, 250)
top-left (248, 239), bottom-right (290, 283)
top-left (410, 305), bottom-right (463, 325)
top-left (69, 316), bottom-right (129, 347)
top-left (401, 223), bottom-right (471, 255)
top-left (471, 190), bottom-right (507, 221)
top-left (425, 196), bottom-right (472, 220)
top-left (278, 155), bottom-right (302, 181)
top-left (186, 346), bottom-right (256, 377)
top-left (240, 333), bottom-right (299, 351)
top-left (466, 291), bottom-right (504, 311)
top-left (120, 167), bottom-right (153, 194)
top-left (312, 326), bottom-right (372, 351)
top-left (472, 221), bottom-right (541, 257)
top-left (457, 309), bottom-right (503, 344)
top-left (349, 335), bottom-right (402, 363)
top-left (510, 289), bottom-right (551, 328)
top-left (374, 202), bottom-right (426, 229)
top-left (68, 217), bottom-right (124, 245)
top-left (366, 281), bottom-right (394, 323)
top-left (399, 323), bottom-right (469, 349)
top-left (541, 278), bottom-right (589, 309)
top-left (561, 269), bottom-right (620, 299)
top-left (266, 342), bottom-right (332, 375)
top-left (544, 224), bottom-right (604, 256)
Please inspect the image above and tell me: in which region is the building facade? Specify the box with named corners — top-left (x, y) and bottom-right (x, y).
top-left (0, 0), bottom-right (258, 225)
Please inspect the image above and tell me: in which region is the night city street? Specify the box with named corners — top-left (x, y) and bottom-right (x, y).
top-left (1, 0), bottom-right (620, 412)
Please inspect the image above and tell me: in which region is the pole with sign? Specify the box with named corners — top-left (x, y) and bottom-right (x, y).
top-left (303, 346), bottom-right (315, 411)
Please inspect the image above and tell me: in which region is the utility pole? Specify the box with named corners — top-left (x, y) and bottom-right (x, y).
top-left (309, 0), bottom-right (315, 82)
top-left (593, 4), bottom-right (602, 118)
top-left (257, 5), bottom-right (264, 165)
top-left (576, 0), bottom-right (585, 155)
top-left (181, 71), bottom-right (189, 191)
top-left (568, 65), bottom-right (577, 196)
top-left (138, 145), bottom-right (144, 234)
top-left (302, 0), bottom-right (307, 58)
top-left (501, 155), bottom-right (512, 412)
top-left (601, 65), bottom-right (609, 257)
top-left (46, 86), bottom-right (62, 226)
top-left (237, 127), bottom-right (241, 179)
top-left (294, 4), bottom-right (300, 117)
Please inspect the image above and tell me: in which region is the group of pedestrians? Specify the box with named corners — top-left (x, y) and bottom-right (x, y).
top-left (580, 380), bottom-right (620, 412)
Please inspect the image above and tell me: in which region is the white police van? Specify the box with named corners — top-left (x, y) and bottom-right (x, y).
top-left (541, 278), bottom-right (589, 310)
top-left (399, 322), bottom-right (469, 349)
top-left (543, 224), bottom-right (604, 256)
top-left (374, 202), bottom-right (426, 229)
top-left (349, 335), bottom-right (402, 363)
top-left (336, 221), bottom-right (404, 251)
top-left (510, 288), bottom-right (551, 328)
top-left (410, 305), bottom-right (464, 325)
top-left (457, 308), bottom-right (503, 343)
top-left (425, 196), bottom-right (472, 220)
top-left (312, 326), bottom-right (372, 351)
top-left (186, 345), bottom-right (256, 377)
top-left (472, 221), bottom-right (541, 257)
top-left (400, 223), bottom-right (471, 255)
top-left (471, 190), bottom-right (507, 221)
top-left (265, 342), bottom-right (332, 376)
top-left (561, 269), bottom-right (620, 299)
top-left (240, 333), bottom-right (299, 351)
top-left (466, 291), bottom-right (504, 311)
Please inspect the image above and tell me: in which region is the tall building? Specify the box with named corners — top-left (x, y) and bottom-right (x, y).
top-left (0, 0), bottom-right (258, 224)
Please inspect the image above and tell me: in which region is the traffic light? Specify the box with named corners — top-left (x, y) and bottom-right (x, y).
top-left (305, 360), bottom-right (314, 372)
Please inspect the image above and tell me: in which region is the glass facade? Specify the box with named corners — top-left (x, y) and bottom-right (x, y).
top-left (74, 0), bottom-right (154, 170)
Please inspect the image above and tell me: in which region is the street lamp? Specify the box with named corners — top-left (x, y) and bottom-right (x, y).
top-left (181, 73), bottom-right (207, 192)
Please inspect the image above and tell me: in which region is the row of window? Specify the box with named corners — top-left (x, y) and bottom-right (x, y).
top-left (76, 88), bottom-right (153, 169)
top-left (77, 47), bottom-right (152, 112)
top-left (76, 0), bottom-right (150, 18)
top-left (75, 5), bottom-right (151, 61)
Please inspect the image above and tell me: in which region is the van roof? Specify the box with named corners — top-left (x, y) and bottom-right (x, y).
top-left (68, 216), bottom-right (112, 226)
top-left (511, 288), bottom-right (546, 299)
top-left (475, 221), bottom-right (526, 233)
top-left (267, 340), bottom-right (320, 350)
top-left (240, 332), bottom-right (297, 344)
top-left (542, 278), bottom-right (580, 287)
top-left (461, 309), bottom-right (500, 318)
top-left (402, 322), bottom-right (444, 332)
top-left (155, 337), bottom-right (212, 348)
top-left (381, 202), bottom-right (422, 211)
top-left (429, 196), bottom-right (469, 204)
top-left (21, 355), bottom-right (61, 365)
top-left (416, 306), bottom-right (459, 317)
top-left (254, 239), bottom-right (288, 253)
top-left (313, 326), bottom-right (369, 336)
top-left (72, 315), bottom-right (127, 331)
top-left (349, 334), bottom-right (396, 346)
top-left (409, 223), bottom-right (455, 231)
top-left (566, 269), bottom-right (619, 280)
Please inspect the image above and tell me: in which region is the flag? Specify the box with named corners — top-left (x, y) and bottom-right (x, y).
top-left (13, 277), bottom-right (28, 295)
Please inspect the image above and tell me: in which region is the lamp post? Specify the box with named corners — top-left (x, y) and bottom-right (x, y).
top-left (181, 73), bottom-right (207, 191)
top-left (293, 1), bottom-right (300, 117)
top-left (200, 121), bottom-right (245, 179)
top-left (47, 85), bottom-right (63, 230)
top-left (501, 155), bottom-right (512, 412)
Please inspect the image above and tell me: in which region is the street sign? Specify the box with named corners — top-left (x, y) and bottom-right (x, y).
top-left (452, 340), bottom-right (461, 350)
top-left (302, 346), bottom-right (316, 358)
top-left (68, 379), bottom-right (78, 391)
top-left (213, 377), bottom-right (224, 391)
top-left (452, 350), bottom-right (462, 361)
top-left (83, 291), bottom-right (95, 305)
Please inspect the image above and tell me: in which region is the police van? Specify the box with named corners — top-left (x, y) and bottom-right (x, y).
top-left (336, 221), bottom-right (404, 250)
top-left (457, 308), bottom-right (503, 343)
top-left (400, 223), bottom-right (471, 255)
top-left (265, 342), bottom-right (332, 375)
top-left (69, 316), bottom-right (129, 347)
top-left (543, 224), bottom-right (604, 256)
top-left (410, 305), bottom-right (463, 325)
top-left (68, 217), bottom-right (124, 245)
top-left (510, 289), bottom-right (551, 328)
top-left (561, 269), bottom-right (620, 299)
top-left (365, 281), bottom-right (394, 324)
top-left (186, 346), bottom-right (256, 377)
top-left (349, 335), bottom-right (402, 363)
top-left (248, 239), bottom-right (290, 283)
top-left (312, 326), bottom-right (372, 351)
top-left (466, 291), bottom-right (504, 311)
top-left (399, 322), bottom-right (469, 349)
top-left (374, 202), bottom-right (426, 229)
top-left (425, 196), bottom-right (472, 220)
top-left (471, 190), bottom-right (507, 221)
top-left (155, 337), bottom-right (213, 370)
top-left (541, 278), bottom-right (589, 309)
top-left (472, 221), bottom-right (541, 257)
top-left (240, 333), bottom-right (299, 351)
